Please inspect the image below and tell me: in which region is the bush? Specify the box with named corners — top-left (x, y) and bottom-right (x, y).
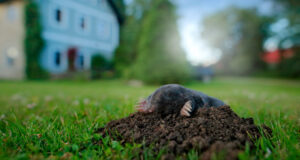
top-left (278, 50), bottom-right (300, 78)
top-left (91, 54), bottom-right (112, 79)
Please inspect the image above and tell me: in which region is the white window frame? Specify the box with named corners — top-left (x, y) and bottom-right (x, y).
top-left (75, 51), bottom-right (85, 70)
top-left (54, 50), bottom-right (62, 67)
top-left (48, 4), bottom-right (69, 29)
top-left (75, 13), bottom-right (91, 35)
top-left (5, 47), bottom-right (19, 67)
top-left (6, 5), bottom-right (18, 22)
top-left (48, 46), bottom-right (66, 70)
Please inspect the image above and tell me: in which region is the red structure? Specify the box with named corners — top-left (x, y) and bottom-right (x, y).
top-left (262, 48), bottom-right (295, 64)
top-left (67, 48), bottom-right (77, 71)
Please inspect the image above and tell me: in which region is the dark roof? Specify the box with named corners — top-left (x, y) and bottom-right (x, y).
top-left (0, 0), bottom-right (19, 3)
top-left (107, 0), bottom-right (125, 25)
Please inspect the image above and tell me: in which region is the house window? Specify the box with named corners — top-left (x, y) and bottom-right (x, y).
top-left (49, 5), bottom-right (69, 29)
top-left (79, 55), bottom-right (84, 68)
top-left (6, 56), bottom-right (14, 66)
top-left (54, 51), bottom-right (61, 66)
top-left (76, 14), bottom-right (90, 33)
top-left (6, 54), bottom-right (15, 66)
top-left (80, 17), bottom-right (86, 30)
top-left (55, 9), bottom-right (62, 23)
top-left (6, 47), bottom-right (18, 66)
top-left (6, 5), bottom-right (17, 22)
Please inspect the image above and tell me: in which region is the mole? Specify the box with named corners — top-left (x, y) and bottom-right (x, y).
top-left (136, 84), bottom-right (226, 117)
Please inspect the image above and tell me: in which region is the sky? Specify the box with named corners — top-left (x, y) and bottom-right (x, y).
top-left (173, 0), bottom-right (274, 66)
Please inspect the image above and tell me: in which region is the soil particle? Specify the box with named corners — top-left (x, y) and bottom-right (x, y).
top-left (95, 106), bottom-right (271, 159)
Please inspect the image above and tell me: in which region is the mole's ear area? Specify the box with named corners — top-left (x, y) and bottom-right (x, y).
top-left (180, 100), bottom-right (195, 117)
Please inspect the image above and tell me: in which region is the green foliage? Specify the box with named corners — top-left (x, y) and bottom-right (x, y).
top-left (24, 0), bottom-right (48, 79)
top-left (113, 16), bottom-right (140, 77)
top-left (278, 50), bottom-right (300, 78)
top-left (113, 0), bottom-right (151, 78)
top-left (270, 0), bottom-right (300, 78)
top-left (202, 7), bottom-right (271, 75)
top-left (91, 54), bottom-right (112, 79)
top-left (273, 0), bottom-right (300, 25)
top-left (114, 0), bottom-right (191, 84)
top-left (0, 78), bottom-right (299, 159)
top-left (111, 0), bottom-right (126, 20)
top-left (130, 0), bottom-right (191, 84)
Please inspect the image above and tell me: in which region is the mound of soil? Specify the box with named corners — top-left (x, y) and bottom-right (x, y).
top-left (96, 106), bottom-right (271, 159)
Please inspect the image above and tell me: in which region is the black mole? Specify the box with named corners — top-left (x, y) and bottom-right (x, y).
top-left (136, 84), bottom-right (226, 117)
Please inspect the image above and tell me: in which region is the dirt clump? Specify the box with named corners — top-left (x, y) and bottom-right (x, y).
top-left (96, 106), bottom-right (272, 159)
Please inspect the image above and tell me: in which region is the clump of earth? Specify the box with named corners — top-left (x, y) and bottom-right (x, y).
top-left (95, 106), bottom-right (272, 159)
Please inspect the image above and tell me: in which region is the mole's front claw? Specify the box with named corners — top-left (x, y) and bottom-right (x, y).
top-left (136, 100), bottom-right (147, 112)
top-left (180, 100), bottom-right (193, 117)
top-left (135, 105), bottom-right (143, 111)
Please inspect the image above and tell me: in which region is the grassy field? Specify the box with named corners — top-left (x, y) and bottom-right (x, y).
top-left (0, 78), bottom-right (299, 159)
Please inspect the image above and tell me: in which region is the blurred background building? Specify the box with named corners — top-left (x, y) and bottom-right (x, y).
top-left (0, 0), bottom-right (24, 79)
top-left (0, 0), bottom-right (123, 79)
top-left (0, 0), bottom-right (299, 82)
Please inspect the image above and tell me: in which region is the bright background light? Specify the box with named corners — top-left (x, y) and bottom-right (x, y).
top-left (174, 0), bottom-right (273, 66)
top-left (178, 18), bottom-right (222, 66)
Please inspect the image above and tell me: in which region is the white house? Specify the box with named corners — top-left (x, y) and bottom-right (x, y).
top-left (0, 0), bottom-right (124, 79)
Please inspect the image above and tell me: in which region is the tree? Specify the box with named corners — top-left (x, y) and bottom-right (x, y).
top-left (202, 7), bottom-right (271, 75)
top-left (271, 0), bottom-right (300, 78)
top-left (113, 0), bottom-right (151, 77)
top-left (111, 0), bottom-right (126, 18)
top-left (130, 0), bottom-right (191, 84)
top-left (113, 16), bottom-right (141, 77)
top-left (272, 0), bottom-right (300, 25)
top-left (24, 0), bottom-right (48, 79)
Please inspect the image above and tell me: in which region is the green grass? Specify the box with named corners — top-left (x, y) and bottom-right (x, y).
top-left (0, 77), bottom-right (299, 159)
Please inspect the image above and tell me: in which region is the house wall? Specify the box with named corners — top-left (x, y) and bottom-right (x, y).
top-left (0, 0), bottom-right (25, 79)
top-left (37, 0), bottom-right (120, 74)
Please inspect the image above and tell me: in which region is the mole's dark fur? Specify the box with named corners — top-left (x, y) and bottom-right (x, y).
top-left (136, 84), bottom-right (226, 117)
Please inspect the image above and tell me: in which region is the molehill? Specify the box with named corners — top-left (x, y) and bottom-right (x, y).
top-left (95, 106), bottom-right (272, 159)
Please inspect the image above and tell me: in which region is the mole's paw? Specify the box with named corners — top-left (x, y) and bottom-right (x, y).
top-left (136, 106), bottom-right (146, 112)
top-left (135, 100), bottom-right (147, 112)
top-left (180, 100), bottom-right (192, 117)
top-left (135, 100), bottom-right (154, 113)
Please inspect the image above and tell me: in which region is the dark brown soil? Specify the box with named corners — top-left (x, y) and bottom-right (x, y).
top-left (95, 106), bottom-right (272, 159)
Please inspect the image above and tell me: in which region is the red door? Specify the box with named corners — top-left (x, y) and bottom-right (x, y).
top-left (67, 48), bottom-right (77, 71)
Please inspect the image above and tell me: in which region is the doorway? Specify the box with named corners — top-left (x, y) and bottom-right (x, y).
top-left (67, 47), bottom-right (77, 72)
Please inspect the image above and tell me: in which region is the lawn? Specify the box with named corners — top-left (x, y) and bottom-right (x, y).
top-left (0, 78), bottom-right (299, 159)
